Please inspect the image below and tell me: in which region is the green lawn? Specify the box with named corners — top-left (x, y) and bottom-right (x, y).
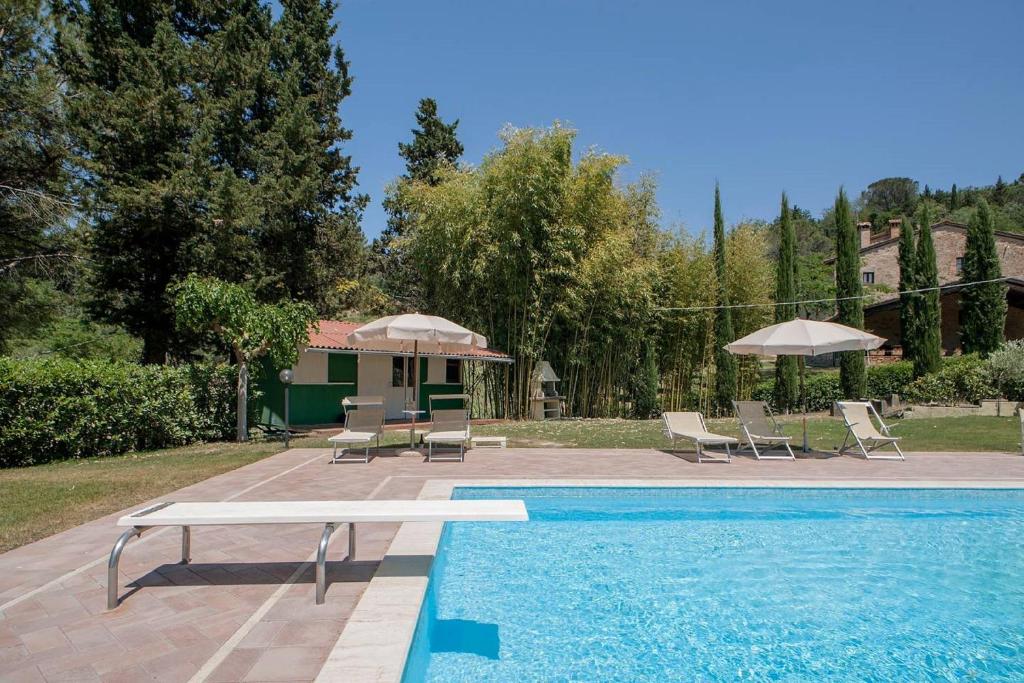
top-left (2, 415), bottom-right (1019, 553)
top-left (0, 441), bottom-right (284, 553)
top-left (470, 415), bottom-right (1022, 453)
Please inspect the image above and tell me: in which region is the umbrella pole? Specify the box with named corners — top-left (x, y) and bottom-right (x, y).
top-left (799, 355), bottom-right (808, 453)
top-left (412, 341), bottom-right (419, 444)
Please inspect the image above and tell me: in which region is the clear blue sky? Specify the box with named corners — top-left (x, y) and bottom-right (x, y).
top-left (335, 0), bottom-right (1024, 240)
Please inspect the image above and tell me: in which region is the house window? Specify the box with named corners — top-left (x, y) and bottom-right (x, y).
top-left (956, 256), bottom-right (964, 274)
top-left (445, 358), bottom-right (462, 384)
top-left (392, 356), bottom-right (414, 387)
top-left (862, 271), bottom-right (875, 285)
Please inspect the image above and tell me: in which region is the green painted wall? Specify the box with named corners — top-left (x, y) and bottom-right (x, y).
top-left (254, 354), bottom-right (470, 425)
top-left (419, 360), bottom-right (465, 412)
top-left (255, 356), bottom-right (358, 426)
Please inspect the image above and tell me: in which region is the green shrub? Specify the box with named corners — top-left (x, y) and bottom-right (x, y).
top-left (986, 340), bottom-right (1024, 401)
top-left (753, 361), bottom-right (916, 413)
top-left (0, 358), bottom-right (238, 467)
top-left (865, 361), bottom-right (914, 398)
top-left (753, 371), bottom-right (841, 412)
top-left (903, 354), bottom-right (997, 405)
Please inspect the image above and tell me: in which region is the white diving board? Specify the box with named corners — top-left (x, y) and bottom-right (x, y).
top-left (107, 499), bottom-right (527, 609)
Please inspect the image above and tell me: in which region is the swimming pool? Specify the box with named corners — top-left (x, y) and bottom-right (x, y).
top-left (402, 487), bottom-right (1024, 681)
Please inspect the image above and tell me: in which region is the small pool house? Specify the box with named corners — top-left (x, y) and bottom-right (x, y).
top-left (257, 320), bottom-right (513, 426)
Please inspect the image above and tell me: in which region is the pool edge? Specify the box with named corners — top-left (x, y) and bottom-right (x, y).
top-left (316, 477), bottom-right (1024, 682)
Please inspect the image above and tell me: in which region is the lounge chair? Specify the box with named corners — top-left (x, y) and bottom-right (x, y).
top-left (662, 412), bottom-right (737, 463)
top-left (835, 401), bottom-right (905, 461)
top-left (424, 408), bottom-right (470, 462)
top-left (732, 400), bottom-right (796, 460)
top-left (329, 399), bottom-right (385, 463)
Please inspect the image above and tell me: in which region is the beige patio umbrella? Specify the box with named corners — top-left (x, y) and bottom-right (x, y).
top-left (725, 318), bottom-right (885, 452)
top-left (348, 314), bottom-right (488, 441)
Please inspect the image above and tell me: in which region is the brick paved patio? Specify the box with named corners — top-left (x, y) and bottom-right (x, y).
top-left (2, 446), bottom-right (1023, 682)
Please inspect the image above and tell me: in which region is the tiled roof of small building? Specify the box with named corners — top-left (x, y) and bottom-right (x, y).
top-left (305, 320), bottom-right (512, 361)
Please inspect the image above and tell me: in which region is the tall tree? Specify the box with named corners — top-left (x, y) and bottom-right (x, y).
top-left (712, 184), bottom-right (737, 414)
top-left (914, 204), bottom-right (942, 376)
top-left (56, 0), bottom-right (366, 362)
top-left (0, 0), bottom-right (73, 351)
top-left (56, 0), bottom-right (199, 362)
top-left (859, 177), bottom-right (919, 216)
top-left (992, 175), bottom-right (1007, 206)
top-left (949, 183), bottom-right (959, 211)
top-left (834, 188), bottom-right (866, 399)
top-left (896, 217), bottom-right (919, 364)
top-left (773, 193), bottom-right (798, 412)
top-left (374, 98), bottom-right (463, 309)
top-left (258, 0), bottom-right (367, 311)
top-left (960, 198), bottom-right (1007, 356)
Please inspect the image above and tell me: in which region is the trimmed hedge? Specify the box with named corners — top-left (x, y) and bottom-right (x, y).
top-left (0, 358), bottom-right (239, 467)
top-left (753, 361), bottom-right (915, 412)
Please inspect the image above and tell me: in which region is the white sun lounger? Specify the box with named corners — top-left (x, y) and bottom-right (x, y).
top-left (108, 499), bottom-right (528, 609)
top-left (329, 398), bottom-right (385, 463)
top-left (835, 401), bottom-right (905, 461)
top-left (662, 412), bottom-right (738, 463)
top-left (424, 408), bottom-right (470, 462)
top-left (733, 400), bottom-right (796, 460)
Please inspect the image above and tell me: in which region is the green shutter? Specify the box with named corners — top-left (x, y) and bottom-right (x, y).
top-left (327, 353), bottom-right (357, 383)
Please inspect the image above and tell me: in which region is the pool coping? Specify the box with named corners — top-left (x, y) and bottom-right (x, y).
top-left (315, 478), bottom-right (1024, 682)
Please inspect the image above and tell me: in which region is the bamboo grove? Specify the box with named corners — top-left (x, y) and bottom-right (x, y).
top-left (391, 125), bottom-right (774, 419)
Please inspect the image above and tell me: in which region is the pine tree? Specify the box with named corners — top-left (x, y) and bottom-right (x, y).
top-left (0, 0), bottom-right (72, 350)
top-left (914, 204), bottom-right (942, 376)
top-left (834, 189), bottom-right (866, 399)
top-left (773, 193), bottom-right (798, 412)
top-left (56, 1), bottom-right (200, 362)
top-left (992, 175), bottom-right (1007, 206)
top-left (375, 98), bottom-right (463, 309)
top-left (897, 217), bottom-right (918, 365)
top-left (949, 183), bottom-right (959, 211)
top-left (960, 198), bottom-right (1007, 356)
top-left (712, 184), bottom-right (737, 414)
top-left (258, 0), bottom-right (367, 311)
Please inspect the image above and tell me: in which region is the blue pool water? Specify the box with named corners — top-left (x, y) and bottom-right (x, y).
top-left (402, 487), bottom-right (1024, 682)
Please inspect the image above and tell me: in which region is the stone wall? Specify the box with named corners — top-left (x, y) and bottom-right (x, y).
top-left (858, 223), bottom-right (1024, 290)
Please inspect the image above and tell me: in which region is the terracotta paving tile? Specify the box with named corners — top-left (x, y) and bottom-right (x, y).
top-left (237, 621), bottom-right (287, 649)
top-left (242, 646), bottom-right (328, 682)
top-left (61, 623), bottom-right (114, 650)
top-left (206, 648), bottom-right (260, 682)
top-left (20, 627), bottom-right (70, 655)
top-left (2, 663), bottom-right (47, 682)
top-left (41, 663), bottom-right (99, 682)
top-left (99, 663), bottom-right (157, 682)
top-left (269, 620), bottom-right (343, 648)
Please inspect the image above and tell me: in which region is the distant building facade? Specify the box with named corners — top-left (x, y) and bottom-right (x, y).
top-left (826, 220), bottom-right (1024, 360)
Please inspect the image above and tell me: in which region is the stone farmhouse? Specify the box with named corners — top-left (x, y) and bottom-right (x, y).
top-left (826, 219), bottom-right (1024, 359)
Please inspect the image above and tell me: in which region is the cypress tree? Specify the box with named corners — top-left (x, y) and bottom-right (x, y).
top-left (897, 217), bottom-right (918, 364)
top-left (712, 184), bottom-right (737, 414)
top-left (773, 193), bottom-right (799, 412)
top-left (960, 198), bottom-right (1007, 356)
top-left (834, 188), bottom-right (866, 399)
top-left (914, 204), bottom-right (942, 376)
top-left (992, 176), bottom-right (1007, 206)
top-left (949, 183), bottom-right (959, 211)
